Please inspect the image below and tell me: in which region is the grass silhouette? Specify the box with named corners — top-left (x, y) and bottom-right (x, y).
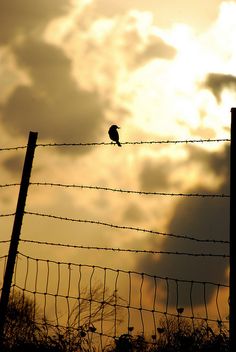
top-left (1, 291), bottom-right (229, 351)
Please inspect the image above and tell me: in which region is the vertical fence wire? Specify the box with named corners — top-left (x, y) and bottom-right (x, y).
top-left (0, 249), bottom-right (230, 349)
top-left (0, 134), bottom-right (231, 350)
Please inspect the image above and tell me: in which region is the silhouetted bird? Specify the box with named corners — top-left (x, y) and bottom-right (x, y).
top-left (108, 125), bottom-right (121, 147)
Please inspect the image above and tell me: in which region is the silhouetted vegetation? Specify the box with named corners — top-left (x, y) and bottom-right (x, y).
top-left (1, 291), bottom-right (229, 351)
top-left (109, 317), bottom-right (229, 352)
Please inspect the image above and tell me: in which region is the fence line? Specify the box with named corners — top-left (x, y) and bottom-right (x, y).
top-left (15, 251), bottom-right (230, 288)
top-left (0, 137), bottom-right (230, 153)
top-left (0, 146), bottom-right (27, 152)
top-left (0, 135), bottom-right (230, 349)
top-left (6, 251), bottom-right (228, 349)
top-left (30, 182), bottom-right (231, 198)
top-left (0, 213), bottom-right (16, 218)
top-left (18, 239), bottom-right (229, 257)
top-left (36, 138), bottom-right (230, 148)
top-left (0, 182), bottom-right (230, 198)
top-left (24, 211), bottom-right (229, 245)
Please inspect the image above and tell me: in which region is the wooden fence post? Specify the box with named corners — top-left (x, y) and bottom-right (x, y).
top-left (0, 131), bottom-right (38, 346)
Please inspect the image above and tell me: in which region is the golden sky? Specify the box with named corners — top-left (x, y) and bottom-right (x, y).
top-left (0, 0), bottom-right (233, 328)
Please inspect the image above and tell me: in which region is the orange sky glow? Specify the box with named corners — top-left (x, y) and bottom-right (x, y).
top-left (0, 0), bottom-right (234, 338)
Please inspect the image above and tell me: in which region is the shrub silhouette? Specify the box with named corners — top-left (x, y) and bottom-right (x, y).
top-left (3, 291), bottom-right (41, 350)
top-left (1, 288), bottom-right (120, 352)
top-left (1, 291), bottom-right (229, 351)
top-left (108, 316), bottom-right (229, 352)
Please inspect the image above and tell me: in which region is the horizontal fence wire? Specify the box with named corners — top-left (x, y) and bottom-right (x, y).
top-left (36, 138), bottom-right (230, 148)
top-left (0, 146), bottom-right (27, 152)
top-left (0, 183), bottom-right (20, 188)
top-left (30, 182), bottom-right (231, 198)
top-left (0, 138), bottom-right (230, 153)
top-left (19, 239), bottom-right (229, 258)
top-left (0, 182), bottom-right (230, 198)
top-left (1, 136), bottom-right (230, 350)
top-left (16, 252), bottom-right (229, 292)
top-left (0, 255), bottom-right (8, 261)
top-left (8, 251), bottom-right (229, 350)
top-left (0, 213), bottom-right (15, 218)
top-left (24, 211), bottom-right (229, 245)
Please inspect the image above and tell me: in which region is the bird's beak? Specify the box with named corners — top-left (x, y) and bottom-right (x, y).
top-left (117, 126), bottom-right (120, 129)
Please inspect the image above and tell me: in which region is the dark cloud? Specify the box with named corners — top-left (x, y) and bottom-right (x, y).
top-left (2, 154), bottom-right (24, 175)
top-left (0, 0), bottom-right (68, 45)
top-left (0, 1), bottom-right (106, 149)
top-left (0, 38), bottom-right (105, 146)
top-left (204, 73), bottom-right (236, 102)
top-left (188, 144), bottom-right (230, 182)
top-left (123, 203), bottom-right (146, 223)
top-left (139, 158), bottom-right (176, 191)
top-left (136, 145), bottom-right (229, 307)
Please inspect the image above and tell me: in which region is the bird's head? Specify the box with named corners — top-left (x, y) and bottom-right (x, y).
top-left (111, 124), bottom-right (120, 129)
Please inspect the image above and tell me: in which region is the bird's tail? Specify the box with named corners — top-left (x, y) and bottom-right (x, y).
top-left (117, 141), bottom-right (122, 147)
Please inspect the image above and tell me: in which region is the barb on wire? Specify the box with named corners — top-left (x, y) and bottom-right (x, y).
top-left (36, 138), bottom-right (230, 148)
top-left (20, 238), bottom-right (229, 258)
top-left (24, 211), bottom-right (229, 244)
top-left (28, 182), bottom-right (230, 198)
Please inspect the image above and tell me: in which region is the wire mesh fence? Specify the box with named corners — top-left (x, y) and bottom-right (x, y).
top-left (0, 137), bottom-right (230, 350)
top-left (8, 250), bottom-right (229, 349)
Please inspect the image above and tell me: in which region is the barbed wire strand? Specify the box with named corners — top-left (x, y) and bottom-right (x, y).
top-left (0, 213), bottom-right (16, 218)
top-left (19, 238), bottom-right (229, 258)
top-left (31, 182), bottom-right (230, 198)
top-left (24, 211), bottom-right (229, 244)
top-left (36, 138), bottom-right (230, 148)
top-left (0, 183), bottom-right (20, 188)
top-left (0, 138), bottom-right (230, 154)
top-left (0, 146), bottom-right (27, 152)
top-left (0, 182), bottom-right (230, 198)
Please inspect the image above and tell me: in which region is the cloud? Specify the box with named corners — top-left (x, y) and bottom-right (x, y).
top-left (91, 0), bottom-right (222, 32)
top-left (0, 38), bottom-right (105, 147)
top-left (0, 0), bottom-right (107, 150)
top-left (139, 158), bottom-right (175, 191)
top-left (133, 34), bottom-right (176, 67)
top-left (123, 203), bottom-right (147, 223)
top-left (2, 154), bottom-right (24, 176)
top-left (135, 145), bottom-right (229, 307)
top-left (0, 0), bottom-right (68, 45)
top-left (111, 23), bottom-right (176, 68)
top-left (65, 8), bottom-right (176, 80)
top-left (204, 73), bottom-right (236, 102)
